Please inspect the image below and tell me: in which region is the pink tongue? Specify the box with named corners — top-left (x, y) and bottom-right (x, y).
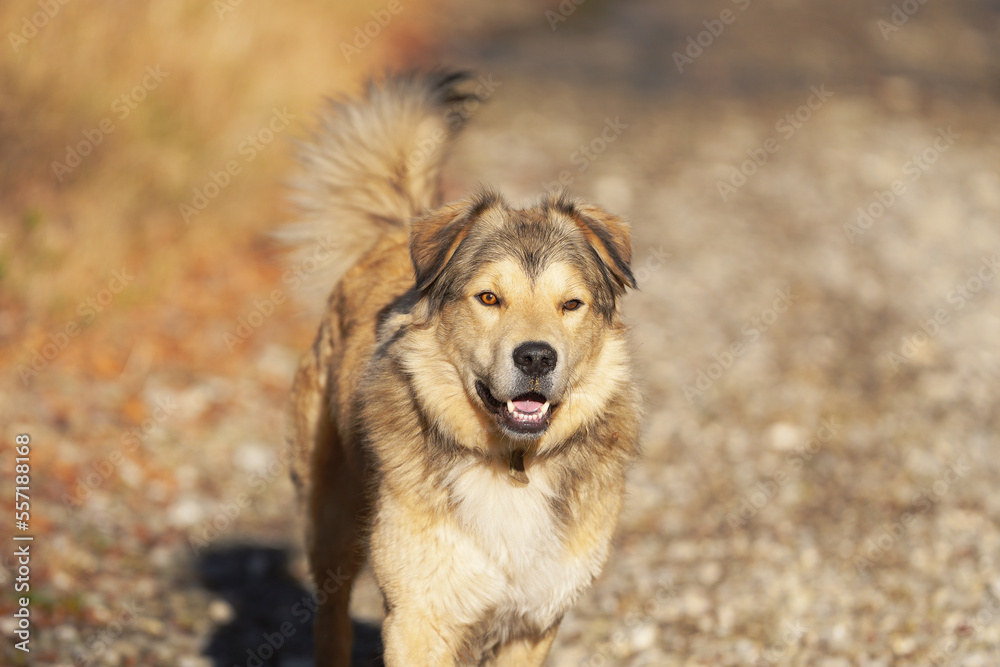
top-left (513, 399), bottom-right (543, 413)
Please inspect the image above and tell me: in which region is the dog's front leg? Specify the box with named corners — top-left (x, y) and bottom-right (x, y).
top-left (372, 494), bottom-right (499, 666)
top-left (488, 623), bottom-right (561, 667)
top-left (382, 608), bottom-right (480, 667)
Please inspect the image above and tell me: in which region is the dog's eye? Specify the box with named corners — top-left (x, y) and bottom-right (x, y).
top-left (563, 299), bottom-right (583, 311)
top-left (477, 292), bottom-right (500, 306)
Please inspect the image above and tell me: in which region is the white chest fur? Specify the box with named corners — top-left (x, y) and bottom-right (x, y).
top-left (443, 459), bottom-right (599, 633)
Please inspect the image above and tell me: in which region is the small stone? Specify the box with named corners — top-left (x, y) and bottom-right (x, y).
top-left (818, 659), bottom-right (852, 667)
top-left (178, 657), bottom-right (213, 667)
top-left (98, 648), bottom-right (121, 665)
top-left (890, 635), bottom-right (916, 655)
top-left (630, 622), bottom-right (657, 651)
top-left (168, 498), bottom-right (205, 527)
top-left (716, 605), bottom-right (735, 635)
top-left (767, 422), bottom-right (804, 451)
top-left (697, 561), bottom-right (722, 586)
top-left (138, 617), bottom-right (166, 637)
top-left (55, 624), bottom-right (79, 643)
top-left (682, 590), bottom-right (711, 616)
top-left (829, 622), bottom-right (848, 647)
top-left (234, 441), bottom-right (273, 474)
top-left (208, 599), bottom-right (235, 624)
top-left (256, 343), bottom-right (300, 380)
top-left (51, 569), bottom-right (75, 591)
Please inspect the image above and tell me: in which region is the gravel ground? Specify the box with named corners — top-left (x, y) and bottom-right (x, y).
top-left (3, 1), bottom-right (1000, 665)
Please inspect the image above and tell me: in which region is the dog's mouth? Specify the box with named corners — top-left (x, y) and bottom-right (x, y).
top-left (475, 380), bottom-right (553, 435)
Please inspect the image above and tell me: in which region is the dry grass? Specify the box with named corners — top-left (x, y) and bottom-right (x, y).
top-left (0, 0), bottom-right (447, 376)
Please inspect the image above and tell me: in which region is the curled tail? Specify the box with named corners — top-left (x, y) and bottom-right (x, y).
top-left (279, 70), bottom-right (479, 309)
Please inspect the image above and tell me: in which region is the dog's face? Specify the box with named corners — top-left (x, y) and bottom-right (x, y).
top-left (410, 190), bottom-right (636, 441)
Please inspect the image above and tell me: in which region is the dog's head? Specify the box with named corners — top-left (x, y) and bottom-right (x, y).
top-left (409, 189), bottom-right (636, 442)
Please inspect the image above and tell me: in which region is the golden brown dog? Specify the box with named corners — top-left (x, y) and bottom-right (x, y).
top-left (285, 71), bottom-right (640, 666)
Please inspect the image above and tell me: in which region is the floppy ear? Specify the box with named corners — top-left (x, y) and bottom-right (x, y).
top-left (409, 190), bottom-right (504, 291)
top-left (565, 201), bottom-right (637, 292)
top-left (410, 202), bottom-right (470, 291)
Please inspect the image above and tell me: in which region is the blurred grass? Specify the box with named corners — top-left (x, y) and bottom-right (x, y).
top-left (0, 0), bottom-right (446, 377)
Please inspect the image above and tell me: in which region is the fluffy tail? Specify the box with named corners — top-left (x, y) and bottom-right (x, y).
top-left (279, 70), bottom-right (478, 310)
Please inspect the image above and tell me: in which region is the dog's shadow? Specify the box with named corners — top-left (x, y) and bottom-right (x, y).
top-left (198, 545), bottom-right (383, 667)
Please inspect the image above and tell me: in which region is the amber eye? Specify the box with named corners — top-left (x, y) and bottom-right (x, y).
top-left (563, 299), bottom-right (583, 311)
top-left (477, 292), bottom-right (500, 306)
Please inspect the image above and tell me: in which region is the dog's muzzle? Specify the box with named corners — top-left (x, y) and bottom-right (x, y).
top-left (474, 341), bottom-right (560, 436)
top-left (475, 382), bottom-right (553, 436)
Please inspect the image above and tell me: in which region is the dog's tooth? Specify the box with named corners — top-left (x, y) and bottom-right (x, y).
top-left (507, 400), bottom-right (515, 414)
top-left (540, 402), bottom-right (550, 416)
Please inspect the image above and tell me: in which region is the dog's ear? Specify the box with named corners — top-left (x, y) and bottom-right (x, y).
top-left (410, 190), bottom-right (503, 291)
top-left (410, 202), bottom-right (471, 291)
top-left (554, 197), bottom-right (637, 292)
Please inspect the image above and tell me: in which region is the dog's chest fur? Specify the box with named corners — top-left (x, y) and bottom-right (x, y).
top-left (442, 458), bottom-right (598, 636)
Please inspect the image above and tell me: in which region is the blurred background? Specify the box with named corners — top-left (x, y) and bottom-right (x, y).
top-left (2, 0), bottom-right (999, 665)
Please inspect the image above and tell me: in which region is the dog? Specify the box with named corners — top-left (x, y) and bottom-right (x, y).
top-left (285, 71), bottom-right (641, 666)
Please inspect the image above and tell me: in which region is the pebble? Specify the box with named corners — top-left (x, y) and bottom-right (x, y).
top-left (207, 599), bottom-right (235, 624)
top-left (890, 636), bottom-right (916, 655)
top-left (629, 623), bottom-right (657, 651)
top-left (139, 617), bottom-right (166, 637)
top-left (767, 422), bottom-right (804, 451)
top-left (168, 498), bottom-right (206, 527)
top-left (178, 657), bottom-right (214, 667)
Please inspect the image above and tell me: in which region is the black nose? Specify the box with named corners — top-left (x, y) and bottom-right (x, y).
top-left (513, 341), bottom-right (557, 377)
